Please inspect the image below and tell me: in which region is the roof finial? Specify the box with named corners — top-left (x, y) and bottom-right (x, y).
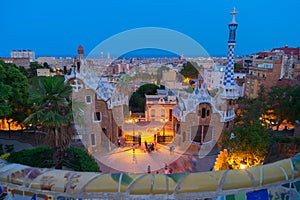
top-left (230, 7), bottom-right (238, 24)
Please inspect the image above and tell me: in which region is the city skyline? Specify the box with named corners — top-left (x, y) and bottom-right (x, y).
top-left (1, 0), bottom-right (300, 57)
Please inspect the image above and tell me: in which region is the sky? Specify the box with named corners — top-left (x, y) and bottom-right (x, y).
top-left (1, 0), bottom-right (300, 58)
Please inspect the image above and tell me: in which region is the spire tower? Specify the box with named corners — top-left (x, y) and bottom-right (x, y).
top-left (223, 8), bottom-right (238, 88)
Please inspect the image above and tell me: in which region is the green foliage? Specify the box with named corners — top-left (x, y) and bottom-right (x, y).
top-left (63, 147), bottom-right (100, 172)
top-left (267, 84), bottom-right (300, 126)
top-left (0, 61), bottom-right (29, 124)
top-left (234, 63), bottom-right (243, 71)
top-left (25, 75), bottom-right (74, 169)
top-left (20, 62), bottom-right (51, 79)
top-left (222, 122), bottom-right (270, 168)
top-left (236, 85), bottom-right (267, 125)
top-left (129, 83), bottom-right (163, 112)
top-left (7, 146), bottom-right (54, 168)
top-left (25, 75), bottom-right (73, 132)
top-left (0, 154), bottom-right (9, 161)
top-left (4, 144), bottom-right (14, 153)
top-left (180, 61), bottom-right (199, 79)
top-left (5, 146), bottom-right (99, 172)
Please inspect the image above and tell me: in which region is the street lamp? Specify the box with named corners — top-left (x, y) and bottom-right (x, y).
top-left (130, 118), bottom-right (138, 145)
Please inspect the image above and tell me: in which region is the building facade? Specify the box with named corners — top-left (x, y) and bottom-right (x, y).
top-left (245, 47), bottom-right (300, 98)
top-left (65, 46), bottom-right (127, 153)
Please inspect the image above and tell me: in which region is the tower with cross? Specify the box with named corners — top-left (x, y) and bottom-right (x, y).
top-left (223, 7), bottom-right (238, 89)
top-left (218, 8), bottom-right (240, 131)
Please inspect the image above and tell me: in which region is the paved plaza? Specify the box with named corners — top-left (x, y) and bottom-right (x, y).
top-left (0, 134), bottom-right (218, 174)
top-left (95, 143), bottom-right (218, 174)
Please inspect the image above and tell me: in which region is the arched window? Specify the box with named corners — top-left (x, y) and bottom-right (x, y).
top-left (182, 131), bottom-right (186, 142)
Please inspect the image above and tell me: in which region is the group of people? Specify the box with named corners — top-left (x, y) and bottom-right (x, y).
top-left (144, 141), bottom-right (155, 152)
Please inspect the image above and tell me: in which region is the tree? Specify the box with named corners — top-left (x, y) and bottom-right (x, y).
top-left (236, 85), bottom-right (267, 125)
top-left (0, 61), bottom-right (29, 130)
top-left (24, 76), bottom-right (74, 169)
top-left (20, 62), bottom-right (50, 79)
top-left (180, 61), bottom-right (199, 79)
top-left (289, 84), bottom-right (300, 122)
top-left (222, 122), bottom-right (269, 169)
top-left (129, 83), bottom-right (162, 113)
top-left (267, 85), bottom-right (294, 129)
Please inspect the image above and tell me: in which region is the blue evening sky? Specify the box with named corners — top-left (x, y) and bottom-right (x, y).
top-left (1, 0), bottom-right (299, 57)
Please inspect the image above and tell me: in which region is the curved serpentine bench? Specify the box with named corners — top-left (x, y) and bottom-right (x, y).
top-left (1, 154), bottom-right (300, 199)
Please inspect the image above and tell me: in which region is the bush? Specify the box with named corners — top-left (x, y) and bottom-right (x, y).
top-left (63, 147), bottom-right (100, 172)
top-left (6, 146), bottom-right (100, 172)
top-left (4, 144), bottom-right (14, 153)
top-left (0, 154), bottom-right (9, 161)
top-left (7, 146), bottom-right (54, 168)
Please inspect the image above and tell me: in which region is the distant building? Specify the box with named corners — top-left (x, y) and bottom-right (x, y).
top-left (204, 65), bottom-right (226, 90)
top-left (37, 68), bottom-right (50, 76)
top-left (144, 89), bottom-right (177, 143)
top-left (0, 57), bottom-right (30, 68)
top-left (10, 50), bottom-right (35, 62)
top-left (36, 57), bottom-right (57, 66)
top-left (36, 56), bottom-right (73, 70)
top-left (245, 46), bottom-right (300, 98)
top-left (161, 69), bottom-right (189, 90)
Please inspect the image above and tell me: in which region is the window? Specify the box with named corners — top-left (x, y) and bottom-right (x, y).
top-left (206, 109), bottom-right (210, 117)
top-left (161, 109), bottom-right (165, 118)
top-left (150, 109), bottom-right (155, 117)
top-left (85, 95), bottom-right (92, 104)
top-left (251, 81), bottom-right (255, 86)
top-left (91, 134), bottom-right (96, 146)
top-left (201, 108), bottom-right (206, 118)
top-left (251, 89), bottom-right (254, 94)
top-left (93, 112), bottom-right (102, 122)
top-left (182, 131), bottom-right (186, 142)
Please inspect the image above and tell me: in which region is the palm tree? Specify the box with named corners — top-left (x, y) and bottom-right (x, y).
top-left (25, 76), bottom-right (74, 169)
